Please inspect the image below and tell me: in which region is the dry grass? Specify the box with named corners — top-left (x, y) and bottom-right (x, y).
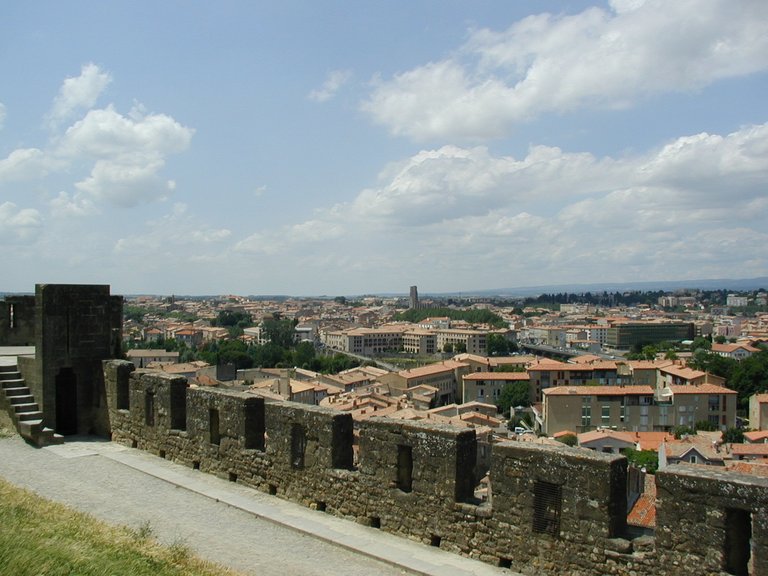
top-left (0, 477), bottom-right (244, 576)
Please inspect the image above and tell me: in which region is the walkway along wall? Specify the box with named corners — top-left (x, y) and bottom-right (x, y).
top-left (104, 360), bottom-right (767, 576)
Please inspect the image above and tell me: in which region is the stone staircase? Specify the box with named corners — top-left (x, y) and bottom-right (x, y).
top-left (0, 362), bottom-right (61, 446)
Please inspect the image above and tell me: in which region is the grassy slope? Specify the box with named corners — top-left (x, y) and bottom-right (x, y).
top-left (0, 476), bottom-right (242, 576)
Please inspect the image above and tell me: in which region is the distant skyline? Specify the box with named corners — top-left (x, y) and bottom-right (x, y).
top-left (2, 1), bottom-right (767, 296)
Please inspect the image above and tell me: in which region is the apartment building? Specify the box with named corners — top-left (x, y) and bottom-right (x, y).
top-left (379, 360), bottom-right (470, 406)
top-left (322, 325), bottom-right (405, 355)
top-left (542, 383), bottom-right (737, 435)
top-left (604, 321), bottom-right (695, 349)
top-left (125, 349), bottom-right (180, 368)
top-left (460, 371), bottom-right (530, 404)
top-left (453, 353), bottom-right (536, 373)
top-left (749, 394), bottom-right (768, 431)
top-left (711, 342), bottom-right (760, 360)
top-left (657, 364), bottom-right (726, 388)
top-left (402, 329), bottom-right (437, 355)
top-left (434, 329), bottom-right (487, 354)
top-left (526, 359), bottom-right (627, 403)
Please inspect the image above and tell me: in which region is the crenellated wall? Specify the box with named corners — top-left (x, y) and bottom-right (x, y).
top-left (104, 360), bottom-right (767, 576)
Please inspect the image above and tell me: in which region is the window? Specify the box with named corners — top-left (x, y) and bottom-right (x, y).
top-left (291, 423), bottom-right (306, 469)
top-left (117, 377), bottom-right (129, 411)
top-left (396, 445), bottom-right (413, 493)
top-left (243, 399), bottom-right (265, 451)
top-left (601, 405), bottom-right (610, 423)
top-left (209, 408), bottom-right (220, 445)
top-left (532, 480), bottom-right (562, 537)
top-left (581, 398), bottom-right (592, 428)
top-left (170, 382), bottom-right (186, 431)
top-left (145, 392), bottom-right (155, 426)
top-left (724, 509), bottom-right (752, 576)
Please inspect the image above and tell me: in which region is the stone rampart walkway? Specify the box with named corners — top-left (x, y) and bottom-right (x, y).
top-left (0, 435), bottom-right (517, 576)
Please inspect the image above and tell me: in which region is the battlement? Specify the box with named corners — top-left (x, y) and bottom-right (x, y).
top-left (104, 360), bottom-right (768, 576)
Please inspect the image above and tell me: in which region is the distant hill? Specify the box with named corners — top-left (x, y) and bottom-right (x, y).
top-left (426, 277), bottom-right (768, 299)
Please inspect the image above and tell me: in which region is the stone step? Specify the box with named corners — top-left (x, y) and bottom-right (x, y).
top-left (0, 365), bottom-right (17, 373)
top-left (3, 386), bottom-right (30, 397)
top-left (18, 419), bottom-right (43, 438)
top-left (41, 427), bottom-right (64, 445)
top-left (1, 378), bottom-right (26, 388)
top-left (0, 371), bottom-right (21, 380)
top-left (17, 410), bottom-right (43, 422)
top-left (8, 395), bottom-right (34, 405)
top-left (13, 402), bottom-right (39, 414)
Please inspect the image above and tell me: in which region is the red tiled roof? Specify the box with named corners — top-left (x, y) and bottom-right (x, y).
top-left (669, 384), bottom-right (736, 395)
top-left (578, 429), bottom-right (635, 445)
top-left (463, 372), bottom-right (530, 381)
top-left (725, 461), bottom-right (768, 477)
top-left (627, 475), bottom-right (656, 529)
top-left (731, 443), bottom-right (768, 456)
top-left (744, 430), bottom-right (768, 443)
top-left (544, 385), bottom-right (654, 396)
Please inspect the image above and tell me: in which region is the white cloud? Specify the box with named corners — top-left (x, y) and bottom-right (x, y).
top-left (114, 203), bottom-right (230, 256)
top-left (308, 70), bottom-right (352, 102)
top-left (48, 63), bottom-right (112, 128)
top-left (1, 67), bottom-right (192, 210)
top-left (363, 0), bottom-right (768, 140)
top-left (56, 104), bottom-right (194, 207)
top-left (234, 219), bottom-right (344, 256)
top-left (0, 202), bottom-right (42, 244)
top-left (231, 122), bottom-right (768, 288)
top-left (49, 191), bottom-right (98, 218)
top-left (0, 148), bottom-right (49, 182)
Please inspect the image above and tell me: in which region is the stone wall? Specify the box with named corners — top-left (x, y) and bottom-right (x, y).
top-left (0, 295), bottom-right (35, 346)
top-left (656, 467), bottom-right (768, 576)
top-left (103, 360), bottom-right (767, 576)
top-left (36, 284), bottom-right (123, 435)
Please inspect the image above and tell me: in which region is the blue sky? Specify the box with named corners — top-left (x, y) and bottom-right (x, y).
top-left (2, 0), bottom-right (767, 296)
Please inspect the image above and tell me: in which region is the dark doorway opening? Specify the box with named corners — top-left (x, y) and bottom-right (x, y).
top-left (55, 367), bottom-right (78, 435)
top-left (396, 444), bottom-right (413, 493)
top-left (725, 508), bottom-right (752, 576)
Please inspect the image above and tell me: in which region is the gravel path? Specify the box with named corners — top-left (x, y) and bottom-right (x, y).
top-left (0, 435), bottom-right (413, 576)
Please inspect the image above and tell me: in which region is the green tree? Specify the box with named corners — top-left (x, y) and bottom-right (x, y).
top-left (497, 382), bottom-right (531, 416)
top-left (688, 350), bottom-right (737, 382)
top-left (672, 425), bottom-right (696, 439)
top-left (262, 318), bottom-right (297, 349)
top-left (218, 339), bottom-right (253, 369)
top-left (728, 350), bottom-right (768, 409)
top-left (292, 341), bottom-right (316, 368)
top-left (443, 342), bottom-right (454, 353)
top-left (695, 419), bottom-right (718, 432)
top-left (214, 310), bottom-right (252, 328)
top-left (722, 427), bottom-right (745, 444)
top-left (623, 448), bottom-right (659, 474)
top-left (556, 433), bottom-right (577, 447)
top-left (251, 342), bottom-right (287, 367)
top-left (487, 333), bottom-right (517, 356)
top-left (691, 336), bottom-right (712, 351)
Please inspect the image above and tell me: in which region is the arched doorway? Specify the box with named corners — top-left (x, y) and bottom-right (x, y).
top-left (55, 367), bottom-right (78, 435)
